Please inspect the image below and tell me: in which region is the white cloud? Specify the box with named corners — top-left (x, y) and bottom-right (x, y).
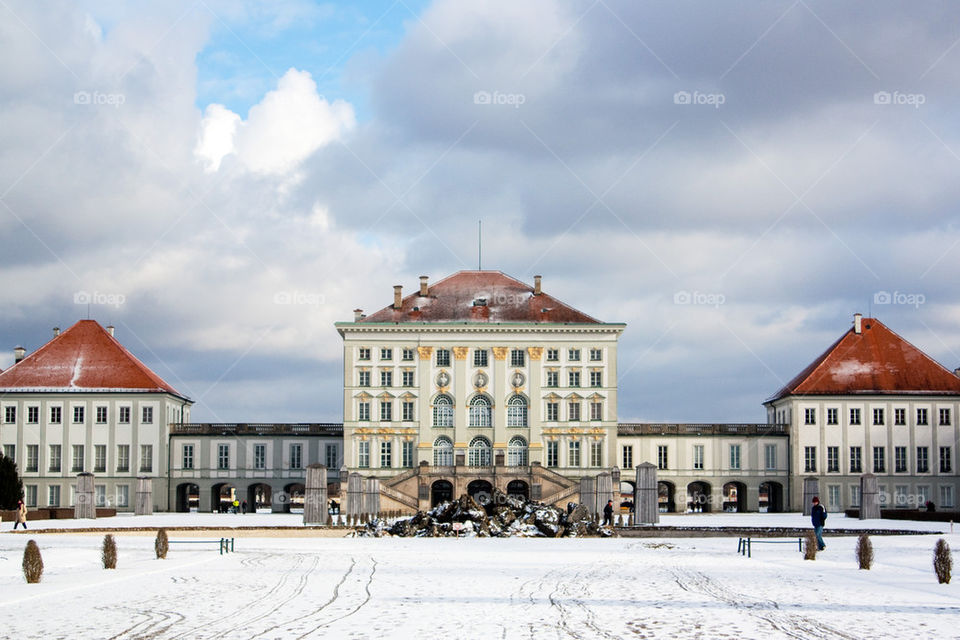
top-left (195, 103), bottom-right (241, 172)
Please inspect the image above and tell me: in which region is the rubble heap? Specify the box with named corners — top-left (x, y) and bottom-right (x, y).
top-left (355, 490), bottom-right (615, 538)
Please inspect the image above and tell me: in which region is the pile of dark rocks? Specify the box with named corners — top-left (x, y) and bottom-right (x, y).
top-left (355, 490), bottom-right (615, 538)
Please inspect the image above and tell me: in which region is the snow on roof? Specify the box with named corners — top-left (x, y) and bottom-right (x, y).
top-left (766, 317), bottom-right (960, 401)
top-left (0, 320), bottom-right (189, 400)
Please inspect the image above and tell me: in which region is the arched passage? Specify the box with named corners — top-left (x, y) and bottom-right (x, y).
top-left (431, 480), bottom-right (453, 506)
top-left (723, 482), bottom-right (746, 512)
top-left (759, 481), bottom-right (784, 513)
top-left (467, 479), bottom-right (494, 504)
top-left (687, 481), bottom-right (711, 513)
top-left (247, 483), bottom-right (272, 513)
top-left (658, 481), bottom-right (676, 513)
top-left (176, 483), bottom-right (199, 512)
top-left (619, 480), bottom-right (635, 512)
top-left (212, 483), bottom-right (236, 513)
top-left (284, 483), bottom-right (305, 513)
top-left (506, 479), bottom-right (529, 500)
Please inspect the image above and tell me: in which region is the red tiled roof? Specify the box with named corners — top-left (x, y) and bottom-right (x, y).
top-left (767, 317), bottom-right (960, 401)
top-left (0, 320), bottom-right (188, 398)
top-left (357, 271), bottom-right (604, 324)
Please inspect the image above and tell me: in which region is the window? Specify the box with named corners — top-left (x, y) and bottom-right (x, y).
top-left (358, 347), bottom-right (371, 361)
top-left (436, 349), bottom-right (450, 366)
top-left (474, 350), bottom-right (488, 367)
top-left (827, 446), bottom-right (839, 472)
top-left (622, 445), bottom-right (633, 469)
top-left (507, 395), bottom-right (528, 427)
top-left (95, 485), bottom-right (106, 507)
top-left (849, 408), bottom-right (861, 425)
top-left (142, 406), bottom-right (153, 424)
top-left (939, 408), bottom-right (952, 426)
top-left (894, 408), bottom-right (906, 426)
top-left (508, 436), bottom-right (528, 466)
top-left (73, 406), bottom-right (84, 424)
top-left (3, 444), bottom-right (13, 460)
top-left (546, 348), bottom-right (559, 362)
top-left (568, 349), bottom-right (581, 361)
top-left (828, 485), bottom-right (841, 510)
top-left (49, 445), bottom-right (61, 472)
top-left (48, 485), bottom-right (61, 507)
top-left (804, 408), bottom-right (816, 425)
top-left (433, 395), bottom-right (453, 427)
top-left (380, 401), bottom-right (392, 422)
top-left (568, 401), bottom-right (581, 421)
top-left (693, 445), bottom-right (704, 470)
top-left (27, 406), bottom-right (38, 423)
top-left (894, 485), bottom-right (909, 507)
top-left (402, 401), bottom-right (414, 422)
top-left (326, 443), bottom-right (339, 469)
top-left (917, 446), bottom-right (929, 473)
top-left (590, 401), bottom-right (603, 421)
top-left (917, 408), bottom-right (928, 425)
top-left (546, 371), bottom-right (559, 387)
top-left (358, 441), bottom-right (370, 468)
top-left (116, 485), bottom-right (129, 508)
top-left (217, 444), bottom-right (230, 470)
top-left (658, 445), bottom-right (668, 470)
top-left (568, 370), bottom-right (581, 387)
top-left (826, 408), bottom-right (838, 425)
top-left (894, 446), bottom-right (907, 473)
top-left (873, 446), bottom-right (885, 473)
top-left (401, 370), bottom-right (414, 387)
top-left (119, 407), bottom-right (130, 424)
top-left (804, 446), bottom-right (817, 473)
top-left (380, 441), bottom-right (392, 468)
top-left (940, 446), bottom-right (952, 473)
top-left (140, 445), bottom-right (153, 472)
top-left (850, 485), bottom-right (861, 507)
top-left (401, 441), bottom-right (414, 468)
top-left (546, 402), bottom-right (559, 421)
top-left (26, 444), bottom-right (38, 472)
top-left (729, 445), bottom-right (741, 470)
top-left (589, 371), bottom-right (602, 387)
top-left (380, 348), bottom-right (392, 361)
top-left (25, 485), bottom-right (37, 507)
top-left (50, 406), bottom-right (62, 424)
top-left (590, 441), bottom-right (603, 467)
top-left (96, 406), bottom-right (108, 424)
top-left (568, 441), bottom-right (581, 467)
top-left (589, 348), bottom-right (602, 361)
top-left (873, 408), bottom-right (884, 425)
top-left (182, 444), bottom-right (194, 470)
top-left (469, 396), bottom-right (492, 427)
top-left (764, 444), bottom-right (777, 470)
top-left (3, 406), bottom-right (14, 423)
top-left (546, 441), bottom-right (559, 467)
top-left (433, 437), bottom-right (453, 466)
top-left (358, 371), bottom-right (371, 387)
top-left (380, 370), bottom-right (393, 387)
top-left (117, 445), bottom-right (130, 472)
top-left (468, 437), bottom-right (491, 466)
top-left (940, 485), bottom-right (955, 509)
top-left (511, 349), bottom-right (525, 367)
top-left (254, 444), bottom-right (266, 470)
top-left (289, 443), bottom-right (302, 469)
top-left (850, 446), bottom-right (862, 473)
top-left (402, 348), bottom-right (415, 361)
top-left (358, 401), bottom-right (370, 421)
top-left (72, 445), bottom-right (84, 472)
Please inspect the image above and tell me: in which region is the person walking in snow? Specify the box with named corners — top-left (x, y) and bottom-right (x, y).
top-left (810, 496), bottom-right (827, 550)
top-left (602, 500), bottom-right (614, 526)
top-left (13, 499), bottom-right (27, 530)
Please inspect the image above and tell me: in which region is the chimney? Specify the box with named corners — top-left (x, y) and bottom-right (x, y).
top-left (534, 275), bottom-right (542, 296)
top-left (13, 346), bottom-right (25, 363)
top-left (53, 327), bottom-right (60, 337)
top-left (106, 325), bottom-right (115, 337)
top-left (393, 285), bottom-right (403, 310)
top-left (419, 275), bottom-right (429, 296)
top-left (954, 367), bottom-right (960, 378)
top-left (354, 309), bottom-right (364, 322)
top-left (853, 313), bottom-right (862, 335)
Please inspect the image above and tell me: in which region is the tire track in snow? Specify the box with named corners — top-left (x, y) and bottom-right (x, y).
top-left (294, 556), bottom-right (377, 639)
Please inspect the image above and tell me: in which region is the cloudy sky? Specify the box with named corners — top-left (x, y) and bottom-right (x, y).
top-left (2, 0), bottom-right (960, 423)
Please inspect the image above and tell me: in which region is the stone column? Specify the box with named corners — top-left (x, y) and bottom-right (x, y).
top-left (579, 476), bottom-right (597, 514)
top-left (74, 472), bottom-right (95, 519)
top-left (635, 463), bottom-right (659, 524)
top-left (859, 473), bottom-right (881, 520)
top-left (135, 476), bottom-right (153, 516)
top-left (347, 472), bottom-right (363, 515)
top-left (364, 477), bottom-right (381, 515)
top-left (802, 476), bottom-right (820, 516)
top-left (304, 464), bottom-right (328, 525)
top-left (596, 472), bottom-right (613, 516)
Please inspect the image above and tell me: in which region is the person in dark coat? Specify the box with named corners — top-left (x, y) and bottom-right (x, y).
top-left (602, 500), bottom-right (614, 526)
top-left (810, 496), bottom-right (827, 550)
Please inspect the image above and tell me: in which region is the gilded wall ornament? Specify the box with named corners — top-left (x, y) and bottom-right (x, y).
top-left (492, 347), bottom-right (508, 360)
top-left (453, 347), bottom-right (469, 360)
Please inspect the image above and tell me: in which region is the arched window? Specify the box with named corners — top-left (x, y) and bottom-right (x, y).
top-left (433, 394), bottom-right (454, 427)
top-left (506, 394), bottom-right (528, 427)
top-left (507, 436), bottom-right (528, 466)
top-left (469, 395), bottom-right (492, 427)
top-left (433, 436), bottom-right (453, 467)
top-left (468, 436), bottom-right (491, 467)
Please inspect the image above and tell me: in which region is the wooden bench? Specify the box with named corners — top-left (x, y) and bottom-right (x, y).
top-left (737, 536), bottom-right (802, 558)
top-left (168, 537), bottom-right (235, 555)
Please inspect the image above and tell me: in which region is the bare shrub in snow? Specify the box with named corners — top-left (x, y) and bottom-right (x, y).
top-left (102, 534), bottom-right (117, 569)
top-left (855, 533), bottom-right (873, 570)
top-left (22, 540), bottom-right (43, 583)
top-left (155, 528), bottom-right (169, 559)
top-left (934, 538), bottom-right (952, 584)
top-left (804, 530), bottom-right (818, 561)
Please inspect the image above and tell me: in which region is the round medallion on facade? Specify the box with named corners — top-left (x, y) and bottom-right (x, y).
top-left (474, 371), bottom-right (488, 388)
top-left (436, 370), bottom-right (450, 388)
top-left (511, 371), bottom-right (525, 388)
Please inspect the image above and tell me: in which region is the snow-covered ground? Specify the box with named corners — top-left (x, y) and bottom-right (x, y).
top-left (0, 516), bottom-right (957, 639)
